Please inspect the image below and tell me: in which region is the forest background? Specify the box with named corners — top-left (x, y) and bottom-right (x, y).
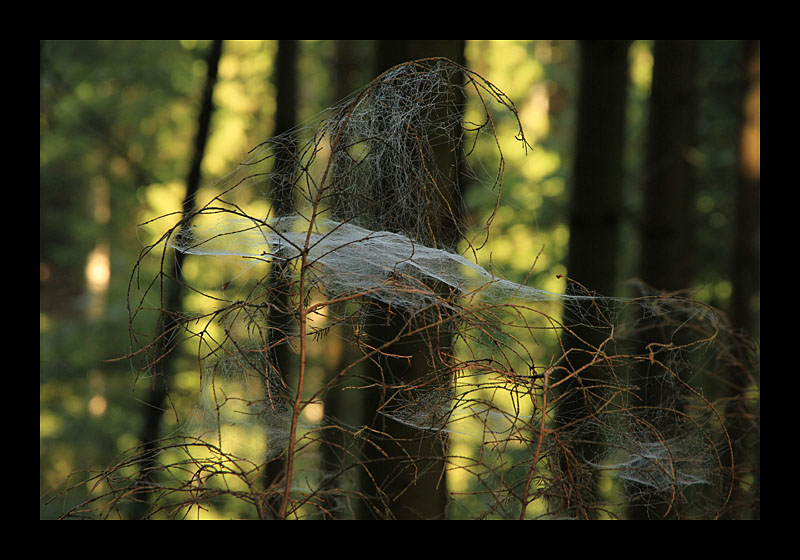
top-left (39, 39), bottom-right (760, 519)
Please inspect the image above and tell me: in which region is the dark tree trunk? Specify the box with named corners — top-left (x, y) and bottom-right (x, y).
top-left (639, 40), bottom-right (698, 293)
top-left (730, 40), bottom-right (760, 342)
top-left (724, 39), bottom-right (760, 520)
top-left (262, 39), bottom-right (300, 519)
top-left (360, 40), bottom-right (465, 519)
top-left (131, 39), bottom-right (223, 520)
top-left (628, 39), bottom-right (699, 520)
top-left (556, 39), bottom-right (631, 519)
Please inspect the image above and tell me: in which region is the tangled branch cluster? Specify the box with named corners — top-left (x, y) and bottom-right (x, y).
top-left (53, 59), bottom-right (758, 519)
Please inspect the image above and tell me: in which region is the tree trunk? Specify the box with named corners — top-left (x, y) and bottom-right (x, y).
top-left (556, 39), bottom-right (631, 519)
top-left (724, 39), bottom-right (760, 520)
top-left (730, 40), bottom-right (760, 341)
top-left (130, 39), bottom-right (223, 519)
top-left (360, 40), bottom-right (465, 519)
top-left (628, 39), bottom-right (699, 520)
top-left (639, 40), bottom-right (698, 293)
top-left (262, 39), bottom-right (299, 518)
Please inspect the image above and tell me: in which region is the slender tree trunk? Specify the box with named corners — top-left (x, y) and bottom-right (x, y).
top-left (730, 40), bottom-right (759, 341)
top-left (262, 39), bottom-right (299, 519)
top-left (724, 39), bottom-right (760, 520)
top-left (628, 39), bottom-right (699, 520)
top-left (556, 39), bottom-right (631, 519)
top-left (566, 40), bottom-right (630, 297)
top-left (639, 41), bottom-right (698, 293)
top-left (130, 39), bottom-right (223, 520)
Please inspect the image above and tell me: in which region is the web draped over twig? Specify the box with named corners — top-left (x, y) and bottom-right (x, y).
top-left (57, 58), bottom-right (757, 520)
